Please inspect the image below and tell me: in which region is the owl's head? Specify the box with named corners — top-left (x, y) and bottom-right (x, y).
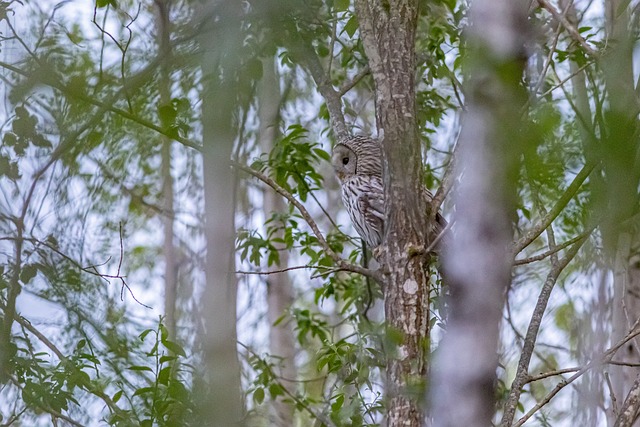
top-left (331, 135), bottom-right (382, 181)
top-left (331, 143), bottom-right (357, 181)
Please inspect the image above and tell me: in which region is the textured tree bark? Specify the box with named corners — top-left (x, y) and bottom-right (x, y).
top-left (615, 371), bottom-right (640, 427)
top-left (196, 1), bottom-right (243, 424)
top-left (429, 1), bottom-right (528, 426)
top-left (353, 1), bottom-right (430, 425)
top-left (259, 58), bottom-right (297, 427)
top-left (612, 237), bottom-right (640, 427)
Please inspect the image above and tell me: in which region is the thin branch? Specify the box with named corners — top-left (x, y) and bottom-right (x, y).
top-left (531, 5), bottom-right (564, 97)
top-left (514, 320), bottom-right (640, 427)
top-left (425, 219), bottom-right (454, 253)
top-left (233, 163), bottom-right (381, 282)
top-left (337, 65), bottom-right (371, 97)
top-left (537, 0), bottom-right (598, 57)
top-left (513, 227), bottom-right (594, 266)
top-left (236, 265), bottom-right (334, 275)
top-left (512, 161), bottom-right (597, 255)
top-left (526, 367), bottom-right (581, 383)
top-left (292, 35), bottom-right (348, 140)
top-left (501, 236), bottom-right (587, 427)
top-left (536, 61), bottom-right (594, 101)
top-left (431, 127), bottom-right (460, 216)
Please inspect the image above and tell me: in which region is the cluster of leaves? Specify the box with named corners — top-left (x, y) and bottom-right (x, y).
top-left (1, 105), bottom-right (51, 180)
top-left (108, 320), bottom-right (194, 426)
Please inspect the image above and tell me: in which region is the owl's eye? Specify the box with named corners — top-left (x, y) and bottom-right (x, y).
top-left (342, 157), bottom-right (350, 165)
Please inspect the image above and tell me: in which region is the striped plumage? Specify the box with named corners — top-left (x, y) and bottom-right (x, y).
top-left (331, 135), bottom-right (446, 253)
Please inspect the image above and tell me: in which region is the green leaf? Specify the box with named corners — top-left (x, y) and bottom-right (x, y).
top-left (139, 328), bottom-right (153, 341)
top-left (253, 387), bottom-right (265, 405)
top-left (313, 148), bottom-right (331, 162)
top-left (158, 104), bottom-right (177, 128)
top-left (96, 0), bottom-right (117, 8)
top-left (344, 15), bottom-right (358, 38)
top-left (331, 393), bottom-right (344, 412)
top-left (334, 0), bottom-right (349, 11)
top-left (20, 264), bottom-right (38, 284)
top-left (3, 132), bottom-right (17, 146)
top-left (273, 313), bottom-right (287, 327)
top-left (127, 366), bottom-right (153, 372)
top-left (0, 155), bottom-right (19, 180)
top-left (246, 58), bottom-right (263, 80)
top-left (112, 390), bottom-right (123, 403)
top-left (133, 387), bottom-right (155, 397)
top-left (269, 383), bottom-right (284, 398)
top-left (159, 355), bottom-right (177, 364)
top-left (158, 366), bottom-right (172, 385)
top-left (162, 340), bottom-right (186, 357)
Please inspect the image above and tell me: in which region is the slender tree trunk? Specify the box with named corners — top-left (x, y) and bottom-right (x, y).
top-left (431, 1), bottom-right (528, 426)
top-left (259, 58), bottom-right (297, 426)
top-left (196, 1), bottom-right (243, 424)
top-left (558, 2), bottom-right (613, 423)
top-left (353, 2), bottom-right (430, 425)
top-left (601, 1), bottom-right (640, 425)
top-left (611, 233), bottom-right (640, 427)
top-left (155, 0), bottom-right (178, 341)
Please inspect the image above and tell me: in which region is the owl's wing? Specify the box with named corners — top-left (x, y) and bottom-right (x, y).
top-left (356, 179), bottom-right (385, 235)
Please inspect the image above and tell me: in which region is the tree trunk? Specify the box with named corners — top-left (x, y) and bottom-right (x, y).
top-left (259, 57), bottom-right (297, 427)
top-left (155, 0), bottom-right (178, 342)
top-left (196, 1), bottom-right (243, 424)
top-left (353, 1), bottom-right (430, 425)
top-left (601, 1), bottom-right (640, 424)
top-left (430, 1), bottom-right (528, 426)
top-left (612, 233), bottom-right (640, 426)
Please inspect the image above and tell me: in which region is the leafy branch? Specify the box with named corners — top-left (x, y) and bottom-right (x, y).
top-left (233, 162), bottom-right (381, 282)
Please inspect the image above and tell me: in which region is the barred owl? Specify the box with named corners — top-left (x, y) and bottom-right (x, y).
top-left (331, 135), bottom-right (446, 254)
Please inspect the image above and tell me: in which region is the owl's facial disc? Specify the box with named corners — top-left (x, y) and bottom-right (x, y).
top-left (331, 144), bottom-right (357, 180)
